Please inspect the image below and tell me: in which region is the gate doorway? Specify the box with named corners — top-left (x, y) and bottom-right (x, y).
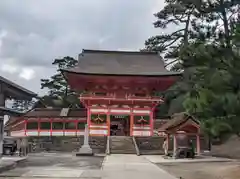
top-left (110, 115), bottom-right (130, 136)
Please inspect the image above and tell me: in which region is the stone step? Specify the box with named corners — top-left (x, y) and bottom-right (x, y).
top-left (111, 147), bottom-right (135, 150)
top-left (111, 150), bottom-right (136, 154)
top-left (111, 138), bottom-right (132, 141)
top-left (139, 150), bottom-right (163, 155)
top-left (110, 136), bottom-right (136, 154)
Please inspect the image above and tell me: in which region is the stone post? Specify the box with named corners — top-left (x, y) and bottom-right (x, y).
top-left (196, 134), bottom-right (201, 155)
top-left (76, 124), bottom-right (93, 156)
top-left (0, 91), bottom-right (5, 159)
top-left (173, 134), bottom-right (177, 158)
top-left (83, 124), bottom-right (89, 146)
top-left (0, 115), bottom-right (4, 159)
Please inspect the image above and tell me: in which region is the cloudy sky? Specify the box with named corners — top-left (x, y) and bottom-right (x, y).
top-left (0, 0), bottom-right (168, 96)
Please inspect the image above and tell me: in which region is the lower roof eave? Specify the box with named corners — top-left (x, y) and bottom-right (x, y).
top-left (61, 68), bottom-right (182, 78)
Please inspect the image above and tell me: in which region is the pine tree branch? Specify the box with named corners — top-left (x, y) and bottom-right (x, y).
top-left (170, 28), bottom-right (185, 36)
top-left (173, 14), bottom-right (188, 23)
top-left (165, 59), bottom-right (180, 67)
top-left (164, 36), bottom-right (182, 48)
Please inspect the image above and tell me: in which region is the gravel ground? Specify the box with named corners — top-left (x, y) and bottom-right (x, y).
top-left (157, 161), bottom-right (240, 179)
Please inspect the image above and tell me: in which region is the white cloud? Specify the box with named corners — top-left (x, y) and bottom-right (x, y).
top-left (0, 29), bottom-right (8, 53)
top-left (1, 63), bottom-right (18, 74)
top-left (19, 68), bottom-right (35, 81)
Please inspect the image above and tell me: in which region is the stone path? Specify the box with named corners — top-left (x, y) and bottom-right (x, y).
top-left (0, 153), bottom-right (177, 179)
top-left (102, 154), bottom-right (177, 179)
top-left (0, 153), bottom-right (104, 178)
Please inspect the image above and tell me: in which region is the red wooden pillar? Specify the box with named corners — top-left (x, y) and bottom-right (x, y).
top-left (87, 107), bottom-right (91, 134)
top-left (50, 118), bottom-right (53, 136)
top-left (150, 110), bottom-right (153, 136)
top-left (75, 119), bottom-right (78, 136)
top-left (24, 119), bottom-right (27, 136)
top-left (196, 134), bottom-right (201, 155)
top-left (38, 118), bottom-right (40, 136)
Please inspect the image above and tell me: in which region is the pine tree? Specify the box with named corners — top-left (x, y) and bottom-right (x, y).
top-left (144, 0), bottom-right (204, 66)
top-left (200, 0), bottom-right (239, 48)
top-left (40, 56), bottom-right (81, 108)
top-left (144, 0), bottom-right (240, 138)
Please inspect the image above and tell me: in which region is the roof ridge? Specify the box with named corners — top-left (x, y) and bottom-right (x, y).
top-left (82, 49), bottom-right (158, 55)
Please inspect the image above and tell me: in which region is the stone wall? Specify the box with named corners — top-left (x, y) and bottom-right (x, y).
top-left (27, 136), bottom-right (107, 154)
top-left (89, 136), bottom-right (107, 153)
top-left (135, 136), bottom-right (208, 155)
top-left (135, 136), bottom-right (169, 155)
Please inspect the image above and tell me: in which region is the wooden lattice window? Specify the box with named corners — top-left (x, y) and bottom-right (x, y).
top-left (26, 122), bottom-right (38, 130)
top-left (65, 122), bottom-right (76, 129)
top-left (40, 122), bottom-right (51, 130)
top-left (52, 122), bottom-right (64, 130)
top-left (77, 122), bottom-right (86, 129)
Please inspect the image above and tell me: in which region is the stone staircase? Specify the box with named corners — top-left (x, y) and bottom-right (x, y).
top-left (110, 136), bottom-right (136, 154)
top-left (135, 136), bottom-right (167, 155)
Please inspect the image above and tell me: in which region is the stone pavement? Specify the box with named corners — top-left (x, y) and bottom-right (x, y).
top-left (102, 154), bottom-right (177, 179)
top-left (0, 153), bottom-right (104, 178)
top-left (144, 155), bottom-right (236, 164)
top-left (0, 153), bottom-right (178, 179)
top-left (0, 156), bottom-right (27, 173)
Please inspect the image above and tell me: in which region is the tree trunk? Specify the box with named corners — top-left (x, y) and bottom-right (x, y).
top-left (183, 13), bottom-right (191, 47)
top-left (220, 0), bottom-right (231, 48)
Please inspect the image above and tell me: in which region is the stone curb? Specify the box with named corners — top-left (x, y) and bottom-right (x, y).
top-left (0, 162), bottom-right (16, 173)
top-left (0, 157), bottom-right (27, 174)
top-left (155, 158), bottom-right (237, 164)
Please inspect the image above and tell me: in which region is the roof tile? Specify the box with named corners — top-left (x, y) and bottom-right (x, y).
top-left (63, 49), bottom-right (181, 76)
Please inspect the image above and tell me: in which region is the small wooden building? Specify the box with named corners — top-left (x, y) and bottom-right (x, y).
top-left (158, 112), bottom-right (201, 155)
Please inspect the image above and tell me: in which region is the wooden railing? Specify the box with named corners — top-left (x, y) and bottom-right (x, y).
top-left (80, 93), bottom-right (163, 102)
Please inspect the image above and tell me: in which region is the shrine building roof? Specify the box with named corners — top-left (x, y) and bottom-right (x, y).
top-left (23, 108), bottom-right (87, 118)
top-left (158, 112), bottom-right (200, 132)
top-left (4, 108), bottom-right (87, 130)
top-left (0, 75), bottom-right (37, 99)
top-left (62, 49), bottom-right (181, 76)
